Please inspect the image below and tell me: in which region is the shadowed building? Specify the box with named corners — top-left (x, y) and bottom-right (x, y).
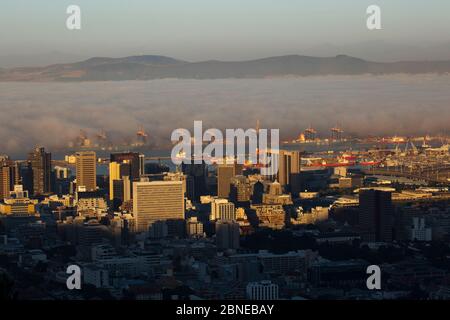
top-left (359, 188), bottom-right (394, 242)
top-left (217, 164), bottom-right (235, 198)
top-left (182, 162), bottom-right (208, 201)
top-left (27, 147), bottom-right (52, 195)
top-left (278, 150), bottom-right (301, 190)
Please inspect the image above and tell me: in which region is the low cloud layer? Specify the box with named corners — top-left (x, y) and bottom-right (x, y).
top-left (0, 75), bottom-right (449, 158)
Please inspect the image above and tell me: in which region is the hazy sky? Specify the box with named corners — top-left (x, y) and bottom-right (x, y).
top-left (1, 0), bottom-right (450, 64)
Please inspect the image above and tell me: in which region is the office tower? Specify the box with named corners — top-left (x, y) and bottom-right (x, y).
top-left (359, 189), bottom-right (394, 242)
top-left (0, 161), bottom-right (18, 200)
top-left (217, 164), bottom-right (235, 198)
top-left (109, 161), bottom-right (121, 200)
top-left (133, 181), bottom-right (184, 233)
top-left (185, 175), bottom-right (195, 201)
top-left (28, 147), bottom-right (52, 195)
top-left (110, 152), bottom-right (140, 181)
top-left (139, 154), bottom-right (145, 176)
top-left (76, 151), bottom-right (97, 192)
top-left (215, 220), bottom-right (240, 250)
top-left (112, 180), bottom-right (124, 206)
top-left (112, 175), bottom-right (131, 208)
top-left (182, 162), bottom-right (207, 201)
top-left (252, 181), bottom-right (264, 204)
top-left (289, 173), bottom-right (302, 197)
top-left (122, 176), bottom-right (131, 202)
top-left (278, 150), bottom-right (301, 188)
top-left (210, 198), bottom-right (236, 221)
top-left (108, 160), bottom-right (132, 202)
top-left (0, 166), bottom-right (12, 199)
top-left (246, 281), bottom-right (279, 300)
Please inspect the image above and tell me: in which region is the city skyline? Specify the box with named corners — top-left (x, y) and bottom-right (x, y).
top-left (1, 1), bottom-right (450, 305)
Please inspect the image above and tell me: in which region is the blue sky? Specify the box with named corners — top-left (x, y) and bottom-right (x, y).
top-left (1, 0), bottom-right (450, 61)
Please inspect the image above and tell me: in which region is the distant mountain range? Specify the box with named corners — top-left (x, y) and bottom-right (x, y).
top-left (1, 54), bottom-right (450, 81)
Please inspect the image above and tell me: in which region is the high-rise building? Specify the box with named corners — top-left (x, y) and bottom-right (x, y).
top-left (182, 162), bottom-right (207, 201)
top-left (251, 181), bottom-right (264, 204)
top-left (133, 181), bottom-right (184, 233)
top-left (359, 188), bottom-right (394, 242)
top-left (210, 198), bottom-right (236, 221)
top-left (217, 164), bottom-right (235, 198)
top-left (122, 176), bottom-right (131, 202)
top-left (110, 152), bottom-right (141, 181)
top-left (0, 160), bottom-right (19, 200)
top-left (109, 161), bottom-right (121, 201)
top-left (76, 151), bottom-right (97, 192)
top-left (0, 166), bottom-right (12, 200)
top-left (27, 147), bottom-right (52, 195)
top-left (111, 175), bottom-right (131, 208)
top-left (215, 220), bottom-right (240, 250)
top-left (139, 154), bottom-right (145, 176)
top-left (278, 150), bottom-right (301, 188)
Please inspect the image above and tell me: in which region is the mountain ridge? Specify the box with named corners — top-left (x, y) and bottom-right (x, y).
top-left (1, 54), bottom-right (450, 81)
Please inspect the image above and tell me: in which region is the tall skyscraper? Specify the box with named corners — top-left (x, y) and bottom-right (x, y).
top-left (216, 220), bottom-right (240, 250)
top-left (217, 164), bottom-right (235, 198)
top-left (112, 175), bottom-right (131, 206)
top-left (0, 166), bottom-right (12, 200)
top-left (28, 147), bottom-right (52, 195)
top-left (0, 159), bottom-right (19, 200)
top-left (133, 180), bottom-right (184, 233)
top-left (278, 150), bottom-right (301, 188)
top-left (252, 181), bottom-right (264, 204)
top-left (182, 162), bottom-right (207, 201)
top-left (76, 151), bottom-right (97, 192)
top-left (109, 161), bottom-right (121, 201)
top-left (139, 154), bottom-right (145, 176)
top-left (109, 156), bottom-right (135, 205)
top-left (359, 188), bottom-right (394, 242)
top-left (110, 152), bottom-right (141, 181)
